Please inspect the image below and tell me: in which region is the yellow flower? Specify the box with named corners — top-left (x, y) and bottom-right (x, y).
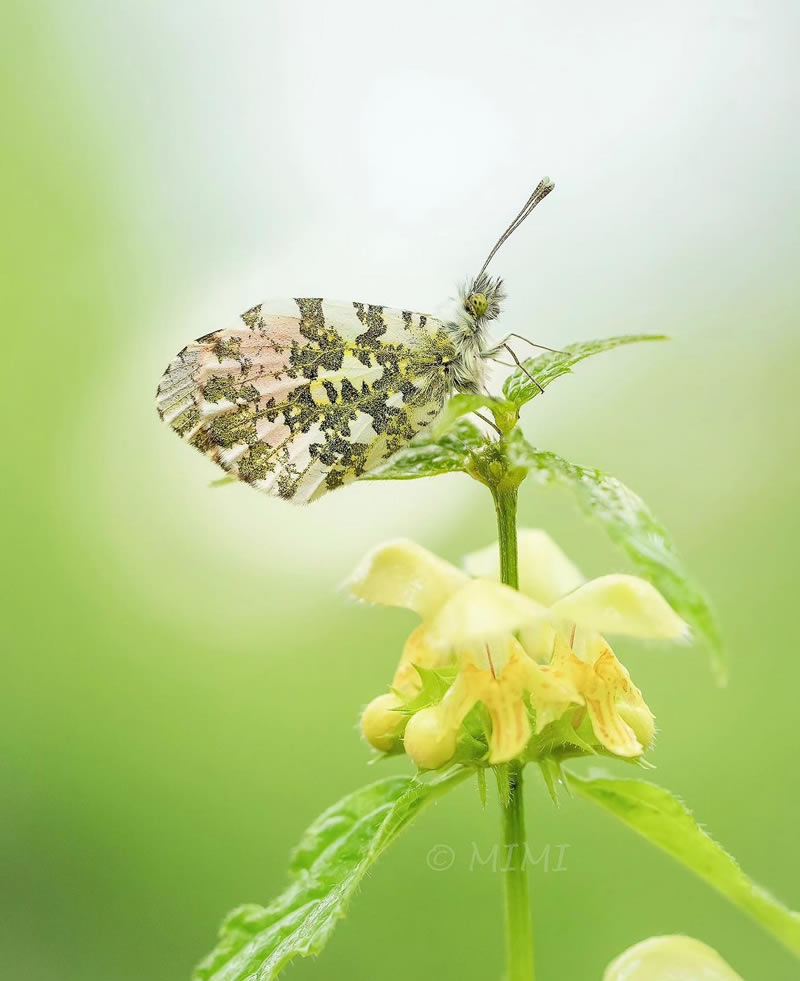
top-left (348, 531), bottom-right (688, 769)
top-left (604, 935), bottom-right (743, 980)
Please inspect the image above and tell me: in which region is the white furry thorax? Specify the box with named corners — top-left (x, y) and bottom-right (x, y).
top-left (437, 273), bottom-right (507, 394)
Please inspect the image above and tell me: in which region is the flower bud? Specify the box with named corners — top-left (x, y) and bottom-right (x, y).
top-left (403, 707), bottom-right (457, 769)
top-left (361, 693), bottom-right (404, 753)
top-left (618, 700), bottom-right (656, 753)
top-left (604, 935), bottom-right (742, 980)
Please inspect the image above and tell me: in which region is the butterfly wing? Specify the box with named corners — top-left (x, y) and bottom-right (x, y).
top-left (156, 298), bottom-right (455, 503)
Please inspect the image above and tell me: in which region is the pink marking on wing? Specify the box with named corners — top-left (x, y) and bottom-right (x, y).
top-left (251, 375), bottom-right (302, 401)
top-left (256, 316), bottom-right (306, 345)
top-left (256, 417), bottom-right (291, 447)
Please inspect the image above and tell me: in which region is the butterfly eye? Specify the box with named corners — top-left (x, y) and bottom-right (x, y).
top-left (466, 292), bottom-right (488, 317)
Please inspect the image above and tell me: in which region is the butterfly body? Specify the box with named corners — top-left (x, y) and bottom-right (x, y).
top-left (156, 178), bottom-right (554, 503)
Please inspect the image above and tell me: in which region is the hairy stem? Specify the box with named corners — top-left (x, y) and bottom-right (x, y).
top-left (492, 479), bottom-right (534, 981)
top-left (502, 761), bottom-right (534, 981)
top-left (492, 482), bottom-right (520, 590)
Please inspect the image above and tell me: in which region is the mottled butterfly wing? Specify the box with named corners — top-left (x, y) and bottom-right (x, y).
top-left (156, 298), bottom-right (455, 503)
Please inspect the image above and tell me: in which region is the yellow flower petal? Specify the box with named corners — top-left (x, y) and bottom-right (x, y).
top-left (617, 697), bottom-right (656, 752)
top-left (532, 634), bottom-right (653, 756)
top-left (518, 619), bottom-right (557, 664)
top-left (426, 579), bottom-right (546, 651)
top-left (593, 646), bottom-right (654, 750)
top-left (603, 935), bottom-right (744, 980)
top-left (524, 636), bottom-right (585, 732)
top-left (437, 671), bottom-right (479, 729)
top-left (551, 574), bottom-right (689, 640)
top-left (464, 529), bottom-right (584, 605)
top-left (582, 645), bottom-right (654, 756)
top-left (345, 539), bottom-right (468, 620)
top-left (584, 683), bottom-right (642, 756)
top-left (453, 632), bottom-right (520, 676)
top-left (463, 653), bottom-right (532, 764)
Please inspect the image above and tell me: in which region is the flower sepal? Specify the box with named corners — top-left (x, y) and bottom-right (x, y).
top-left (395, 664), bottom-right (458, 715)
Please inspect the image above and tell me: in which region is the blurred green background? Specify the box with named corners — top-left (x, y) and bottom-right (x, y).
top-left (4, 2), bottom-right (799, 979)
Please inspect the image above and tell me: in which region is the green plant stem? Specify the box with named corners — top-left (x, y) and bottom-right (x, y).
top-left (492, 482), bottom-right (520, 589)
top-left (502, 761), bottom-right (534, 981)
top-left (492, 478), bottom-right (534, 981)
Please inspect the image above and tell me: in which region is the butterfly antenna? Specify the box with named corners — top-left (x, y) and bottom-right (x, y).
top-left (477, 177), bottom-right (555, 277)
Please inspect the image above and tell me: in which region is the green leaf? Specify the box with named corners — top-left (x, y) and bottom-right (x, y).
top-left (569, 772), bottom-right (800, 958)
top-left (509, 433), bottom-right (725, 682)
top-left (430, 394), bottom-right (520, 438)
top-left (502, 334), bottom-right (667, 407)
top-left (430, 393), bottom-right (504, 436)
top-left (193, 769), bottom-right (468, 981)
top-left (362, 418), bottom-right (486, 481)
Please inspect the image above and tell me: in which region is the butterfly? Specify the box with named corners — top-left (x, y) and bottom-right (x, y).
top-left (156, 177), bottom-right (555, 504)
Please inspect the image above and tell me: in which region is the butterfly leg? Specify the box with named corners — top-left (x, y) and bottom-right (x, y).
top-left (482, 334), bottom-right (564, 359)
top-left (506, 332), bottom-right (565, 355)
top-left (474, 410), bottom-right (503, 435)
top-left (500, 343), bottom-right (545, 394)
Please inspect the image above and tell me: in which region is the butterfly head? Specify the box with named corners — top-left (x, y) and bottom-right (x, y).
top-left (465, 291), bottom-right (488, 318)
top-left (461, 271), bottom-right (507, 329)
